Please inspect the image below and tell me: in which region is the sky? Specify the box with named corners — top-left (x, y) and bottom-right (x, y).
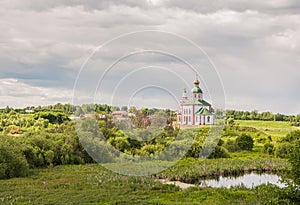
top-left (0, 0), bottom-right (299, 114)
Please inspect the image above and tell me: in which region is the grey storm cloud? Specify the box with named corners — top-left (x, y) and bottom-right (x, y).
top-left (0, 0), bottom-right (299, 114)
top-left (2, 0), bottom-right (300, 13)
top-left (162, 0), bottom-right (300, 14)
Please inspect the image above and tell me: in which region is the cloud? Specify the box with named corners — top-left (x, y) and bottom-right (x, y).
top-left (0, 1), bottom-right (299, 114)
top-left (0, 0), bottom-right (158, 12)
top-left (162, 0), bottom-right (300, 14)
top-left (0, 78), bottom-right (73, 107)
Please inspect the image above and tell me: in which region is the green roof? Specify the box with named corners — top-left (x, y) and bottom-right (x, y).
top-left (200, 100), bottom-right (211, 106)
top-left (195, 107), bottom-right (213, 115)
top-left (191, 87), bottom-right (203, 93)
top-left (182, 100), bottom-right (211, 106)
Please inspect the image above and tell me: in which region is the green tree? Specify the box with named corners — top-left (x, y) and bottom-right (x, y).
top-left (0, 139), bottom-right (29, 179)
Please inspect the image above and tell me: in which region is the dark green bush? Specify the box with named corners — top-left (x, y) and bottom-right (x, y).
top-left (208, 146), bottom-right (230, 159)
top-left (0, 138), bottom-right (29, 179)
top-left (236, 134), bottom-right (254, 151)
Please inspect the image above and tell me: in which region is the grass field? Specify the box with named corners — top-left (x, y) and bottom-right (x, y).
top-left (0, 119), bottom-right (298, 204)
top-left (0, 164), bottom-right (287, 205)
top-left (236, 120), bottom-right (300, 139)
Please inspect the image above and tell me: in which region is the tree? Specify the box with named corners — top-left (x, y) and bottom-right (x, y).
top-left (250, 110), bottom-right (258, 120)
top-left (236, 134), bottom-right (254, 151)
top-left (75, 107), bottom-right (84, 116)
top-left (0, 139), bottom-right (29, 179)
top-left (34, 112), bottom-right (69, 124)
top-left (289, 140), bottom-right (300, 185)
top-left (121, 106), bottom-right (128, 111)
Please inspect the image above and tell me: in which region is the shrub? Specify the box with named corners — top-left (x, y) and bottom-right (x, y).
top-left (224, 139), bottom-right (240, 152)
top-left (208, 146), bottom-right (230, 159)
top-left (263, 143), bottom-right (274, 155)
top-left (0, 138), bottom-right (29, 179)
top-left (275, 142), bottom-right (293, 158)
top-left (236, 134), bottom-right (254, 151)
top-left (282, 130), bottom-right (300, 143)
top-left (199, 143), bottom-right (230, 159)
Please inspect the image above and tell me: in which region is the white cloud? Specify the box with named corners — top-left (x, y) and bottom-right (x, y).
top-left (0, 78), bottom-right (73, 107)
top-left (0, 1), bottom-right (299, 114)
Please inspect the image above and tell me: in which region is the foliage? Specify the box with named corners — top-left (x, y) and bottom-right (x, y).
top-left (207, 145), bottom-right (230, 159)
top-left (224, 139), bottom-right (240, 152)
top-left (289, 140), bottom-right (300, 185)
top-left (236, 134), bottom-right (254, 151)
top-left (282, 130), bottom-right (300, 142)
top-left (0, 138), bottom-right (29, 179)
top-left (263, 142), bottom-right (274, 155)
top-left (34, 111), bottom-right (69, 124)
top-left (226, 109), bottom-right (299, 123)
top-left (275, 142), bottom-right (294, 158)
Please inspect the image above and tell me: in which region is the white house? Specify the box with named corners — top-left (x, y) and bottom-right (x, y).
top-left (177, 78), bottom-right (214, 125)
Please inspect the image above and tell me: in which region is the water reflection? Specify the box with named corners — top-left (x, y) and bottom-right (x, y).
top-left (199, 173), bottom-right (287, 188)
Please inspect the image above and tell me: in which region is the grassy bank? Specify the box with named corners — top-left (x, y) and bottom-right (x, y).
top-left (0, 164), bottom-right (288, 204)
top-left (157, 158), bottom-right (290, 183)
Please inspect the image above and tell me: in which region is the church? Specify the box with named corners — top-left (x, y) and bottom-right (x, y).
top-left (177, 78), bottom-right (214, 125)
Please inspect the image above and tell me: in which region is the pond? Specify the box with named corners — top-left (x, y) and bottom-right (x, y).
top-left (158, 173), bottom-right (288, 189)
top-left (199, 173), bottom-right (287, 188)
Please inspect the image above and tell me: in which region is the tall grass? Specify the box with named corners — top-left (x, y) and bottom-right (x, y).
top-left (0, 164), bottom-right (289, 204)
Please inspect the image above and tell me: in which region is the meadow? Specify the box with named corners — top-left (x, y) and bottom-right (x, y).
top-left (0, 163), bottom-right (290, 205)
top-left (236, 120), bottom-right (300, 138)
top-left (0, 106), bottom-right (299, 204)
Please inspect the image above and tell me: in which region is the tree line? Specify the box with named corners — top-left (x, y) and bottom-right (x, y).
top-left (225, 109), bottom-right (300, 126)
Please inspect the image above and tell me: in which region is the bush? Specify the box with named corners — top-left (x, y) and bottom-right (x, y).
top-left (282, 130), bottom-right (300, 143)
top-left (224, 139), bottom-right (240, 152)
top-left (263, 143), bottom-right (274, 155)
top-left (199, 143), bottom-right (230, 159)
top-left (236, 134), bottom-right (254, 151)
top-left (275, 142), bottom-right (293, 158)
top-left (208, 146), bottom-right (230, 159)
top-left (0, 138), bottom-right (29, 179)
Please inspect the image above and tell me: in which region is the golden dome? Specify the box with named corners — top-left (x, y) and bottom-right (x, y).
top-left (193, 79), bottom-right (200, 85)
